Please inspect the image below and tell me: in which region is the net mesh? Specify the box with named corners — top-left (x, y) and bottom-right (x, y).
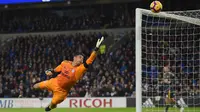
top-left (140, 10), bottom-right (200, 112)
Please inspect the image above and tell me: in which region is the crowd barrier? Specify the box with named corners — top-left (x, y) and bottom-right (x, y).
top-left (0, 97), bottom-right (199, 108)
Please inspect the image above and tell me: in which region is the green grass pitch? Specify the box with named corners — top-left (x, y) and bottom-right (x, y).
top-left (0, 107), bottom-right (200, 112)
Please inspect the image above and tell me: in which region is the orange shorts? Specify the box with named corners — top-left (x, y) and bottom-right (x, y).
top-left (39, 78), bottom-right (68, 105)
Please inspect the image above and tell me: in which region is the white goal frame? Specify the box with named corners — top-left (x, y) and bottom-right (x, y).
top-left (135, 8), bottom-right (200, 112)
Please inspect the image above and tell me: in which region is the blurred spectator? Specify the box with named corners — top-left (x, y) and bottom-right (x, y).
top-left (0, 3), bottom-right (135, 33)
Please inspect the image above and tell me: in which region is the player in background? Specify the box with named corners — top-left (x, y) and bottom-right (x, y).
top-left (162, 63), bottom-right (184, 112)
top-left (33, 37), bottom-right (104, 112)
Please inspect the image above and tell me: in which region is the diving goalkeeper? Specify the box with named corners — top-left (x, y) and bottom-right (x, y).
top-left (33, 37), bottom-right (104, 112)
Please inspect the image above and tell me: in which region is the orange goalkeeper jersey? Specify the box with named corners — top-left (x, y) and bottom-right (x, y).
top-left (53, 51), bottom-right (97, 91)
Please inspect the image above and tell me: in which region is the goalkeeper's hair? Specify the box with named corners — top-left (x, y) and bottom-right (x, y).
top-left (74, 52), bottom-right (85, 57)
top-left (74, 52), bottom-right (86, 63)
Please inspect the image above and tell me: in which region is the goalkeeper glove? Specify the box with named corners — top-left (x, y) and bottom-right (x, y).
top-left (45, 69), bottom-right (54, 76)
top-left (95, 36), bottom-right (104, 51)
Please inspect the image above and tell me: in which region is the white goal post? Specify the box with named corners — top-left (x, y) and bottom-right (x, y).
top-left (135, 8), bottom-right (200, 112)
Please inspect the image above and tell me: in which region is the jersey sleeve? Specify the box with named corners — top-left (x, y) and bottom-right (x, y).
top-left (54, 60), bottom-right (68, 72)
top-left (54, 65), bottom-right (62, 72)
top-left (75, 51), bottom-right (97, 80)
top-left (86, 51), bottom-right (97, 65)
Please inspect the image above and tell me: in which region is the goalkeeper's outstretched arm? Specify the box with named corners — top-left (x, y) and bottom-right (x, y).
top-left (75, 37), bottom-right (104, 80)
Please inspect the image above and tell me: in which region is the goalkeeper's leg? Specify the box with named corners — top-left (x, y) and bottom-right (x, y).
top-left (45, 91), bottom-right (67, 112)
top-left (167, 90), bottom-right (184, 112)
top-left (164, 97), bottom-right (171, 112)
top-left (165, 98), bottom-right (184, 112)
top-left (165, 104), bottom-right (170, 112)
top-left (45, 103), bottom-right (57, 112)
top-left (171, 98), bottom-right (184, 112)
top-left (170, 91), bottom-right (184, 112)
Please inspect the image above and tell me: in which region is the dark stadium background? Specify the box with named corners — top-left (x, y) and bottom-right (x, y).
top-left (0, 0), bottom-right (199, 10)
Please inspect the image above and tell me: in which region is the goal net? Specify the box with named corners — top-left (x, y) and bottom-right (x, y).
top-left (135, 8), bottom-right (200, 112)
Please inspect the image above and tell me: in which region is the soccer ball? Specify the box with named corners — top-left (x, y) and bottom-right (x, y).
top-left (150, 1), bottom-right (162, 13)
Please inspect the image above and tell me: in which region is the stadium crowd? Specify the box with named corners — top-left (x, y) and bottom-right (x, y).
top-left (0, 3), bottom-right (200, 99)
top-left (142, 27), bottom-right (200, 97)
top-left (1, 28), bottom-right (199, 98)
top-left (0, 31), bottom-right (135, 98)
top-left (0, 3), bottom-right (134, 33)
top-left (0, 3), bottom-right (136, 98)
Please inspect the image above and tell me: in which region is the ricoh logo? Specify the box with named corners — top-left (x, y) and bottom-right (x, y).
top-left (69, 98), bottom-right (113, 108)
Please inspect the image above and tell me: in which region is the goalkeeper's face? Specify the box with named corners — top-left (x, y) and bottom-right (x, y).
top-left (73, 55), bottom-right (84, 66)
